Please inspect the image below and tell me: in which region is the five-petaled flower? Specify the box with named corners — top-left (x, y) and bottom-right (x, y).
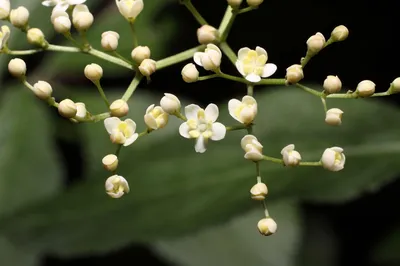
top-left (236, 46), bottom-right (277, 83)
top-left (42, 0), bottom-right (86, 11)
top-left (105, 175), bottom-right (129, 198)
top-left (179, 104), bottom-right (226, 153)
top-left (104, 117), bottom-right (138, 146)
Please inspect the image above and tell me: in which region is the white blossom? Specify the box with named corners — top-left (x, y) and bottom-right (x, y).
top-left (193, 44), bottom-right (222, 71)
top-left (104, 117), bottom-right (138, 146)
top-left (115, 0), bottom-right (144, 23)
top-left (179, 104), bottom-right (226, 153)
top-left (240, 135), bottom-right (263, 161)
top-left (42, 0), bottom-right (86, 11)
top-left (144, 104), bottom-right (169, 130)
top-left (321, 147), bottom-right (345, 171)
top-left (257, 218), bottom-right (277, 236)
top-left (281, 144), bottom-right (301, 166)
top-left (105, 175), bottom-right (129, 198)
top-left (228, 95), bottom-right (257, 124)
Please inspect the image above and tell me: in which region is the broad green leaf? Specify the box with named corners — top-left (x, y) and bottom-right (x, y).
top-left (154, 201), bottom-right (301, 266)
top-left (0, 88), bottom-right (63, 264)
top-left (0, 87), bottom-right (399, 256)
top-left (371, 226), bottom-right (400, 265)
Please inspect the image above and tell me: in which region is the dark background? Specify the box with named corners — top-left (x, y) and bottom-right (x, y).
top-left (41, 0), bottom-right (400, 265)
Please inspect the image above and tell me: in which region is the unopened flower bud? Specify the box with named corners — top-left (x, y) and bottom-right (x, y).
top-left (325, 108), bottom-right (343, 126)
top-left (131, 45), bottom-right (151, 64)
top-left (285, 64), bottom-right (303, 84)
top-left (181, 63), bottom-right (199, 83)
top-left (0, 25), bottom-right (10, 49)
top-left (323, 75), bottom-right (342, 94)
top-left (160, 93), bottom-right (181, 114)
top-left (144, 104), bottom-right (169, 130)
top-left (102, 154), bottom-right (118, 172)
top-left (250, 182), bottom-right (268, 200)
top-left (72, 5), bottom-right (94, 31)
top-left (247, 0), bottom-right (264, 7)
top-left (331, 25), bottom-right (349, 42)
top-left (281, 144), bottom-right (301, 166)
top-left (0, 0), bottom-right (11, 20)
top-left (197, 25), bottom-right (219, 44)
top-left (84, 63), bottom-right (103, 82)
top-left (110, 99), bottom-right (129, 117)
top-left (52, 12), bottom-right (71, 33)
top-left (75, 102), bottom-right (87, 120)
top-left (139, 58), bottom-right (156, 77)
top-left (356, 80), bottom-right (375, 97)
top-left (306, 32), bottom-right (325, 54)
top-left (257, 218), bottom-right (277, 236)
top-left (116, 0), bottom-right (144, 23)
top-left (9, 6), bottom-right (29, 28)
top-left (390, 77), bottom-right (400, 94)
top-left (8, 58), bottom-right (26, 78)
top-left (27, 28), bottom-right (46, 47)
top-left (33, 80), bottom-right (52, 100)
top-left (58, 99), bottom-right (77, 118)
top-left (227, 0), bottom-right (242, 8)
top-left (101, 31), bottom-right (119, 51)
top-left (321, 147), bottom-right (345, 172)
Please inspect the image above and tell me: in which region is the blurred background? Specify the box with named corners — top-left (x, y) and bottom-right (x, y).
top-left (0, 0), bottom-right (400, 266)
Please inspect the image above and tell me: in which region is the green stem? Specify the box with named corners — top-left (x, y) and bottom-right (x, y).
top-left (182, 0), bottom-right (208, 25)
top-left (112, 51), bottom-right (133, 65)
top-left (156, 44), bottom-right (206, 70)
top-left (93, 80), bottom-right (110, 107)
top-left (6, 48), bottom-right (43, 55)
top-left (219, 41), bottom-right (237, 65)
top-left (247, 84), bottom-right (254, 96)
top-left (326, 91), bottom-right (389, 99)
top-left (262, 200), bottom-right (270, 217)
top-left (218, 72), bottom-right (248, 84)
top-left (79, 31), bottom-right (90, 49)
top-left (218, 6), bottom-right (236, 42)
top-left (198, 74), bottom-right (219, 81)
top-left (255, 161), bottom-right (261, 177)
top-left (226, 124), bottom-right (249, 131)
top-left (174, 110), bottom-right (187, 121)
top-left (263, 155), bottom-right (284, 164)
top-left (115, 145), bottom-right (122, 157)
top-left (301, 52), bottom-right (313, 68)
top-left (258, 78), bottom-right (286, 85)
top-left (321, 97), bottom-right (328, 112)
top-left (238, 6), bottom-right (256, 14)
top-left (63, 32), bottom-right (82, 48)
top-left (87, 47), bottom-right (134, 70)
top-left (295, 83), bottom-right (323, 97)
top-left (91, 112), bottom-right (111, 122)
top-left (299, 161), bottom-right (322, 166)
top-left (122, 73), bottom-right (143, 102)
top-left (129, 22), bottom-right (139, 48)
top-left (138, 129), bottom-right (152, 138)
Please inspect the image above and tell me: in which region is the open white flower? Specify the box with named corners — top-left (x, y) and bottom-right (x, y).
top-left (193, 44), bottom-right (222, 71)
top-left (0, 25), bottom-right (10, 50)
top-left (105, 175), bottom-right (129, 198)
top-left (228, 95), bottom-right (257, 124)
top-left (281, 144), bottom-right (301, 166)
top-left (240, 135), bottom-right (263, 161)
top-left (115, 0), bottom-right (144, 23)
top-left (235, 46), bottom-right (277, 83)
top-left (321, 147), bottom-right (345, 171)
top-left (179, 104), bottom-right (226, 153)
top-left (144, 104), bottom-right (169, 130)
top-left (104, 117), bottom-right (138, 146)
top-left (42, 0), bottom-right (86, 11)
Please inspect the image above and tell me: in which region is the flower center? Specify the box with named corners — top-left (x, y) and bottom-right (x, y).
top-left (117, 122), bottom-right (132, 137)
top-left (242, 50), bottom-right (267, 76)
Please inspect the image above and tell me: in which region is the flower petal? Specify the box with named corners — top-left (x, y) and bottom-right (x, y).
top-left (261, 63), bottom-right (277, 78)
top-left (42, 0), bottom-right (57, 6)
top-left (123, 133), bottom-right (138, 146)
top-left (228, 99), bottom-right (241, 121)
top-left (185, 104), bottom-right (201, 120)
top-left (67, 0), bottom-right (87, 4)
top-left (211, 122), bottom-right (226, 141)
top-left (280, 144), bottom-right (295, 155)
top-left (179, 122), bottom-right (190, 138)
top-left (124, 119), bottom-right (137, 132)
top-left (195, 135), bottom-right (207, 153)
top-left (241, 135), bottom-right (258, 150)
top-left (245, 73), bottom-right (261, 83)
top-left (205, 103), bottom-right (219, 122)
top-left (255, 46), bottom-right (268, 58)
top-left (238, 47), bottom-right (250, 60)
top-left (193, 52), bottom-right (204, 66)
top-left (235, 61), bottom-right (245, 76)
top-left (104, 117), bottom-right (121, 134)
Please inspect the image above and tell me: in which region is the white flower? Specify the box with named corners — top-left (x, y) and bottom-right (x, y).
top-left (250, 182), bottom-right (268, 200)
top-left (193, 43), bottom-right (222, 71)
top-left (240, 135), bottom-right (263, 161)
top-left (321, 147), bottom-right (345, 171)
top-left (105, 175), bottom-right (129, 198)
top-left (144, 104), bottom-right (169, 130)
top-left (115, 0), bottom-right (144, 23)
top-left (257, 217), bottom-right (277, 236)
top-left (228, 95), bottom-right (257, 124)
top-left (281, 144), bottom-right (302, 166)
top-left (179, 104), bottom-right (226, 153)
top-left (42, 0), bottom-right (86, 11)
top-left (0, 0), bottom-right (10, 20)
top-left (235, 46), bottom-right (277, 83)
top-left (0, 25), bottom-right (10, 50)
top-left (104, 117), bottom-right (138, 146)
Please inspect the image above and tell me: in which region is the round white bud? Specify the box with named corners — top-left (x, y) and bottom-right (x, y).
top-left (84, 63), bottom-right (103, 82)
top-left (227, 0), bottom-right (242, 8)
top-left (306, 32), bottom-right (325, 54)
top-left (197, 25), bottom-right (219, 44)
top-left (323, 75), bottom-right (342, 94)
top-left (160, 93), bottom-right (181, 114)
top-left (9, 6), bottom-right (29, 28)
top-left (250, 182), bottom-right (268, 201)
top-left (53, 15), bottom-right (71, 33)
top-left (131, 46), bottom-right (151, 64)
top-left (33, 80), bottom-right (53, 100)
top-left (356, 80), bottom-right (375, 97)
top-left (138, 58), bottom-right (156, 77)
top-left (102, 154), bottom-right (118, 172)
top-left (72, 10), bottom-right (93, 31)
top-left (285, 64), bottom-right (303, 84)
top-left (247, 0), bottom-right (264, 7)
top-left (181, 63), bottom-right (199, 83)
top-left (58, 99), bottom-right (77, 118)
top-left (257, 218), bottom-right (277, 236)
top-left (325, 108), bottom-right (343, 126)
top-left (75, 102), bottom-right (87, 120)
top-left (110, 99), bottom-right (129, 117)
top-left (390, 77), bottom-right (400, 94)
top-left (0, 0), bottom-right (11, 20)
top-left (27, 28), bottom-right (46, 47)
top-left (101, 31), bottom-right (119, 51)
top-left (8, 58), bottom-right (26, 78)
top-left (331, 25), bottom-right (349, 42)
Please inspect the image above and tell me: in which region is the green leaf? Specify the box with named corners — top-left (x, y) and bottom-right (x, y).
top-left (371, 226), bottom-right (400, 265)
top-left (0, 87), bottom-right (399, 256)
top-left (154, 201), bottom-right (301, 266)
top-left (0, 88), bottom-right (63, 264)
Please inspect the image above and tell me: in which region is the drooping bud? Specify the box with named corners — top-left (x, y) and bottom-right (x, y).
top-left (257, 217), bottom-right (277, 236)
top-left (102, 154), bottom-right (118, 172)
